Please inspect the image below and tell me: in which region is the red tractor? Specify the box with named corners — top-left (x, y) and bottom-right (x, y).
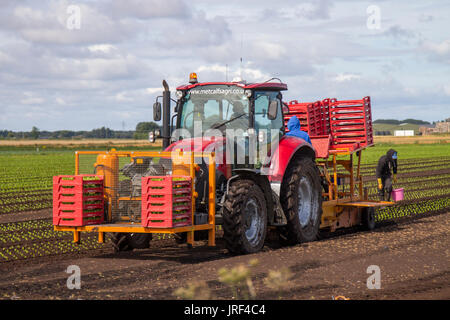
top-left (53, 74), bottom-right (393, 254)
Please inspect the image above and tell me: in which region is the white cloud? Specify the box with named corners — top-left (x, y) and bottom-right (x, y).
top-left (334, 73), bottom-right (362, 82)
top-left (0, 1), bottom-right (138, 45)
top-left (108, 0), bottom-right (190, 19)
top-left (20, 92), bottom-right (44, 105)
top-left (88, 44), bottom-right (117, 54)
top-left (421, 39), bottom-right (450, 63)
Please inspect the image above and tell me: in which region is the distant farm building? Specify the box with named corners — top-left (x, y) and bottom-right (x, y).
top-left (419, 119), bottom-right (450, 135)
top-left (394, 130), bottom-right (414, 136)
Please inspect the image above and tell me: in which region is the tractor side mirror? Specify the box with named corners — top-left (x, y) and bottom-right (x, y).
top-left (267, 100), bottom-right (278, 120)
top-left (153, 102), bottom-right (162, 121)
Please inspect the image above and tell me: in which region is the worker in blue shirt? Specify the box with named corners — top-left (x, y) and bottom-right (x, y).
top-left (286, 116), bottom-right (311, 144)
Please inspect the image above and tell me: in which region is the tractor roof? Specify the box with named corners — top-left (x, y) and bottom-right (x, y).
top-left (176, 81), bottom-right (288, 91)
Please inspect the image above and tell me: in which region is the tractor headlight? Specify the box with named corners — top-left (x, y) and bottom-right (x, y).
top-left (155, 129), bottom-right (161, 137)
top-left (245, 89), bottom-right (252, 98)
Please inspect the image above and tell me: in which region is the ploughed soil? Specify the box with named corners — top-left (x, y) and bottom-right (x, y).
top-left (0, 212), bottom-right (448, 300)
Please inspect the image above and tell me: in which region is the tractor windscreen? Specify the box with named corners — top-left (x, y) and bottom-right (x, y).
top-left (179, 85), bottom-right (249, 136)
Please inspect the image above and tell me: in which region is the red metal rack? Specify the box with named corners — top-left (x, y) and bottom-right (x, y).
top-left (284, 101), bottom-right (319, 136)
top-left (284, 96), bottom-right (373, 153)
top-left (328, 96), bottom-right (373, 150)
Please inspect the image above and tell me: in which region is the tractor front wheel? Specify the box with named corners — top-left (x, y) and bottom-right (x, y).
top-left (222, 179), bottom-right (268, 254)
top-left (280, 158), bottom-right (322, 245)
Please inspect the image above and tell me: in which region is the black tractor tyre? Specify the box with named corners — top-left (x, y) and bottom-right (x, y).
top-left (128, 233), bottom-right (152, 249)
top-left (110, 233), bottom-right (133, 252)
top-left (361, 207), bottom-right (376, 231)
top-left (280, 158), bottom-right (323, 245)
top-left (222, 179), bottom-right (268, 254)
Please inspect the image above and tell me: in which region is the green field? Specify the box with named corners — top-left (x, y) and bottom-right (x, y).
top-left (352, 143), bottom-right (450, 164)
top-left (0, 143), bottom-right (449, 214)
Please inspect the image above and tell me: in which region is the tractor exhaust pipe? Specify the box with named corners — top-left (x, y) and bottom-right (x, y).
top-left (162, 80), bottom-right (171, 150)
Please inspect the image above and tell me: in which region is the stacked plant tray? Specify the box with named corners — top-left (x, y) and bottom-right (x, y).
top-left (141, 176), bottom-right (192, 228)
top-left (53, 175), bottom-right (104, 226)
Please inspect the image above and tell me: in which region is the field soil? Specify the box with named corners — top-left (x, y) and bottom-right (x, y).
top-left (0, 211), bottom-right (448, 300)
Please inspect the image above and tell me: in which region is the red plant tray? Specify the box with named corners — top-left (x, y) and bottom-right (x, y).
top-left (141, 176), bottom-right (192, 228)
top-left (53, 175), bottom-right (104, 226)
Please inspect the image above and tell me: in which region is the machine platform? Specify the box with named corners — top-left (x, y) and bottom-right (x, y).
top-left (336, 200), bottom-right (394, 208)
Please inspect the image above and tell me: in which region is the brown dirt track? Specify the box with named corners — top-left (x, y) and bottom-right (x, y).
top-left (0, 211), bottom-right (448, 300)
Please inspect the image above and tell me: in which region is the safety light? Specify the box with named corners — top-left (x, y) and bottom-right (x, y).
top-left (189, 72), bottom-right (198, 84)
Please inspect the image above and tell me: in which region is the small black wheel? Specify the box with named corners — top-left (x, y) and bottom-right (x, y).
top-left (110, 233), bottom-right (132, 252)
top-left (128, 233), bottom-right (152, 249)
top-left (222, 179), bottom-right (268, 254)
top-left (361, 207), bottom-right (376, 230)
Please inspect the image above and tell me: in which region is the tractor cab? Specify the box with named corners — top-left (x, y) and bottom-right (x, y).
top-left (153, 74), bottom-right (292, 174)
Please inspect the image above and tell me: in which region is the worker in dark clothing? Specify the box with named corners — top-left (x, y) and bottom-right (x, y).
top-left (376, 149), bottom-right (398, 201)
top-left (286, 116), bottom-right (312, 144)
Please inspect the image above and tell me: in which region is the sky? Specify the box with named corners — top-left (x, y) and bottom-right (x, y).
top-left (0, 0), bottom-right (449, 131)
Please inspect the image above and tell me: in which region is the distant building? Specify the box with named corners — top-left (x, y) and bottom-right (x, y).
top-left (394, 130), bottom-right (414, 136)
top-left (420, 120), bottom-right (450, 135)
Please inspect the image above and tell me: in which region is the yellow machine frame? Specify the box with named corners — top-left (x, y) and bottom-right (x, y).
top-left (54, 150), bottom-right (216, 247)
top-left (318, 147), bottom-right (393, 231)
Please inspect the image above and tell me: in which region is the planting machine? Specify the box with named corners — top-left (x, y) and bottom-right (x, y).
top-left (53, 74), bottom-right (394, 254)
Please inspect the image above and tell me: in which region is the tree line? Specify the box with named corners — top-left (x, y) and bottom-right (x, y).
top-left (373, 119), bottom-right (431, 125)
top-left (0, 122), bottom-right (160, 140)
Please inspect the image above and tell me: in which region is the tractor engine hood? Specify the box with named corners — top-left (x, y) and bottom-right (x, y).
top-left (165, 136), bottom-right (225, 153)
top-left (164, 137), bottom-right (226, 167)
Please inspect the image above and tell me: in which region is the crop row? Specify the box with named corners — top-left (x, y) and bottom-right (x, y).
top-left (376, 196), bottom-right (450, 221)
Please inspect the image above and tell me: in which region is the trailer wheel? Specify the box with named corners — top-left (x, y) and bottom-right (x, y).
top-left (128, 233), bottom-right (152, 249)
top-left (280, 158), bottom-right (322, 245)
top-left (361, 207), bottom-right (376, 230)
top-left (110, 233), bottom-right (133, 252)
top-left (223, 179), bottom-right (267, 254)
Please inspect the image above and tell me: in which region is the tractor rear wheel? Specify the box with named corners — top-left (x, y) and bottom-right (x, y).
top-left (361, 207), bottom-right (376, 230)
top-left (280, 158), bottom-right (322, 245)
top-left (222, 179), bottom-right (268, 254)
